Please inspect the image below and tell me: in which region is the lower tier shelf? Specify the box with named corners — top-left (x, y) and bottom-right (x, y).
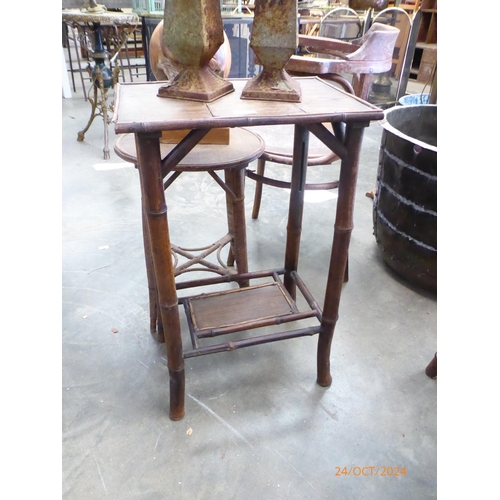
top-left (178, 269), bottom-right (323, 358)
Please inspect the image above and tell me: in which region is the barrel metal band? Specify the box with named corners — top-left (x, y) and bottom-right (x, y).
top-left (376, 211), bottom-right (437, 252)
top-left (379, 182), bottom-right (437, 216)
top-left (382, 148), bottom-right (437, 181)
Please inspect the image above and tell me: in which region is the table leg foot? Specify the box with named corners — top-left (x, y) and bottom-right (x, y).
top-left (103, 148), bottom-right (110, 160)
top-left (169, 368), bottom-right (185, 421)
top-left (316, 329), bottom-right (334, 387)
top-left (149, 319), bottom-right (157, 334)
top-left (425, 352), bottom-right (437, 379)
top-left (316, 366), bottom-right (332, 387)
top-left (316, 375), bottom-right (332, 388)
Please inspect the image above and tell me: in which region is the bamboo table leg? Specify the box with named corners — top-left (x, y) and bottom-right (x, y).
top-left (317, 122), bottom-right (367, 387)
top-left (284, 124), bottom-right (310, 299)
top-left (135, 132), bottom-right (185, 421)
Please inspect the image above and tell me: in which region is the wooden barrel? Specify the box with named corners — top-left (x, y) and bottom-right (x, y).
top-left (373, 105), bottom-right (437, 290)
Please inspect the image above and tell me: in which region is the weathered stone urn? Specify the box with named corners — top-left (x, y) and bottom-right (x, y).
top-left (157, 0), bottom-right (234, 102)
top-left (241, 0), bottom-right (301, 102)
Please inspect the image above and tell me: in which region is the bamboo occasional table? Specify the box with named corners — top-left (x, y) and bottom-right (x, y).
top-left (112, 77), bottom-right (384, 420)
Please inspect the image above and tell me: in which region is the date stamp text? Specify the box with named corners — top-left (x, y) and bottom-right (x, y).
top-left (335, 466), bottom-right (407, 477)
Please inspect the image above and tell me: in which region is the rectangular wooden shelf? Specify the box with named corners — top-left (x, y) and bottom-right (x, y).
top-left (178, 269), bottom-right (323, 358)
top-left (187, 282), bottom-right (298, 333)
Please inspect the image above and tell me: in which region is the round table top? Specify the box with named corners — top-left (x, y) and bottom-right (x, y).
top-left (114, 128), bottom-right (265, 171)
top-left (62, 9), bottom-right (139, 25)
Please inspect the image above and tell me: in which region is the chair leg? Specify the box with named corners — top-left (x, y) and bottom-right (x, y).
top-left (352, 73), bottom-right (374, 101)
top-left (225, 168), bottom-right (250, 286)
top-left (227, 245), bottom-right (235, 267)
top-left (251, 157), bottom-right (266, 219)
top-left (139, 163), bottom-right (164, 342)
top-left (142, 211), bottom-right (158, 335)
top-left (225, 170), bottom-right (236, 268)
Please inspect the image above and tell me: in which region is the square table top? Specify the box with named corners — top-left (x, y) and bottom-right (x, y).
top-left (113, 77), bottom-right (383, 135)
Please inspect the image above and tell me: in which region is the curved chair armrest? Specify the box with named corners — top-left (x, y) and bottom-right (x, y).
top-left (298, 34), bottom-right (358, 59)
top-left (345, 23), bottom-right (400, 63)
top-left (287, 23), bottom-right (400, 77)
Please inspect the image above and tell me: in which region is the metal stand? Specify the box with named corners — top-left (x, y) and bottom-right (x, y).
top-left (76, 22), bottom-right (117, 159)
top-left (62, 9), bottom-right (139, 159)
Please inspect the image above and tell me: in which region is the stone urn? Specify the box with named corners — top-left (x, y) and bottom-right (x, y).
top-left (241, 0), bottom-right (301, 102)
top-left (157, 0), bottom-right (234, 102)
top-left (149, 20), bottom-right (232, 82)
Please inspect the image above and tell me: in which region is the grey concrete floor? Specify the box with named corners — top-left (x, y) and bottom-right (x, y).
top-left (62, 72), bottom-right (437, 499)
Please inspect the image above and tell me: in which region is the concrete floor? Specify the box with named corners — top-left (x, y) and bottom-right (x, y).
top-left (62, 69), bottom-right (437, 498)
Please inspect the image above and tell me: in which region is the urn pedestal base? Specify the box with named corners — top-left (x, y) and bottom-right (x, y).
top-left (241, 69), bottom-right (301, 102)
top-left (158, 66), bottom-right (234, 103)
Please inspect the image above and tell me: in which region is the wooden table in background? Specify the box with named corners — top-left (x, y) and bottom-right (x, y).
top-left (62, 9), bottom-right (139, 159)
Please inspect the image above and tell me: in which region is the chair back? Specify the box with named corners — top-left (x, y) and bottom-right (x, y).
top-left (319, 7), bottom-right (364, 41)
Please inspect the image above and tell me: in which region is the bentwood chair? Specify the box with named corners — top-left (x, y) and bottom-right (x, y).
top-left (246, 22), bottom-right (400, 220)
top-left (115, 21), bottom-right (264, 340)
